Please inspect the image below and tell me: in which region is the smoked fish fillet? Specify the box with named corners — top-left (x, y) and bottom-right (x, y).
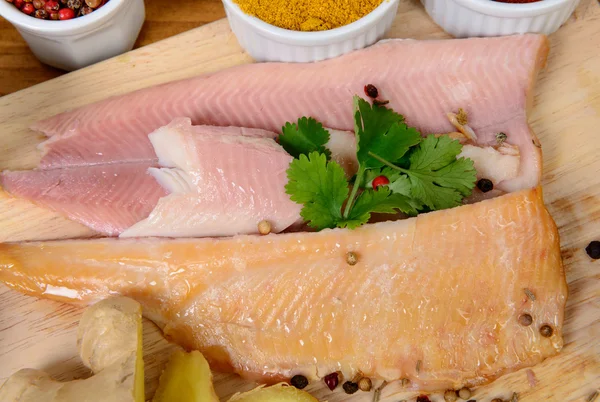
top-left (32, 35), bottom-right (548, 192)
top-left (0, 188), bottom-right (567, 390)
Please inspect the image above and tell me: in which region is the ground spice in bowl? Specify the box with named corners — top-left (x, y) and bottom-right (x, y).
top-left (233, 0), bottom-right (384, 31)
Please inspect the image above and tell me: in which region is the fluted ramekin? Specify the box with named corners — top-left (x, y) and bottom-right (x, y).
top-left (422, 0), bottom-right (579, 37)
top-left (222, 0), bottom-right (399, 63)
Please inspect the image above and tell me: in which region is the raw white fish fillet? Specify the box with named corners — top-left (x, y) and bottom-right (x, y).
top-left (0, 163), bottom-right (166, 236)
top-left (32, 35), bottom-right (548, 192)
top-left (120, 118), bottom-right (302, 238)
top-left (1, 122), bottom-right (309, 237)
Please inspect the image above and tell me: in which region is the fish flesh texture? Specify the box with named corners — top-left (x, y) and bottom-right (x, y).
top-left (0, 163), bottom-right (166, 236)
top-left (37, 124), bottom-right (277, 170)
top-left (120, 118), bottom-right (301, 238)
top-left (1, 121), bottom-right (304, 237)
top-left (32, 35), bottom-right (548, 193)
top-left (0, 188), bottom-right (567, 390)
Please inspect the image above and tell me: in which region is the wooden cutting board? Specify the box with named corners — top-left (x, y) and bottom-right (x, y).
top-left (0, 1), bottom-right (599, 401)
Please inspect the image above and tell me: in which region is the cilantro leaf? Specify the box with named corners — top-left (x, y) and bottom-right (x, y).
top-left (387, 175), bottom-right (412, 197)
top-left (339, 187), bottom-right (418, 229)
top-left (402, 135), bottom-right (477, 210)
top-left (285, 152), bottom-right (348, 230)
top-left (279, 117), bottom-right (331, 159)
top-left (353, 96), bottom-right (422, 169)
top-left (409, 134), bottom-right (464, 172)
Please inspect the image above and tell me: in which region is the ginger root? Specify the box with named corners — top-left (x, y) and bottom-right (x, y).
top-left (152, 350), bottom-right (319, 402)
top-left (228, 383), bottom-right (319, 402)
top-left (0, 297), bottom-right (144, 402)
top-left (152, 350), bottom-right (219, 402)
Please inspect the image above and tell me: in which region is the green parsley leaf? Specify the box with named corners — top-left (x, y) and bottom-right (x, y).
top-left (285, 151), bottom-right (348, 230)
top-left (402, 135), bottom-right (477, 210)
top-left (279, 117), bottom-right (331, 159)
top-left (353, 96), bottom-right (422, 169)
top-left (339, 187), bottom-right (418, 229)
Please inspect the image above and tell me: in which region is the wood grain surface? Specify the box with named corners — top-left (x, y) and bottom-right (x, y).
top-left (1, 1), bottom-right (600, 401)
top-left (0, 0), bottom-right (225, 95)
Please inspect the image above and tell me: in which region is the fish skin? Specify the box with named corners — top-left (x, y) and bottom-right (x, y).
top-left (0, 163), bottom-right (167, 236)
top-left (32, 35), bottom-right (548, 192)
top-left (120, 118), bottom-right (302, 238)
top-left (0, 188), bottom-right (567, 390)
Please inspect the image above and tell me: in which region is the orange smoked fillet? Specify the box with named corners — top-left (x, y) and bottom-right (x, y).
top-left (0, 188), bottom-right (567, 390)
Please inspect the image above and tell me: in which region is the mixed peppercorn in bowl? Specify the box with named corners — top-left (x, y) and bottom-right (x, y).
top-left (0, 0), bottom-right (144, 70)
top-left (5, 0), bottom-right (109, 20)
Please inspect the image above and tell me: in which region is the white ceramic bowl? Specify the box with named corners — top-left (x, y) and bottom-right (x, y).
top-left (422, 0), bottom-right (579, 37)
top-left (0, 0), bottom-right (145, 71)
top-left (222, 0), bottom-right (399, 62)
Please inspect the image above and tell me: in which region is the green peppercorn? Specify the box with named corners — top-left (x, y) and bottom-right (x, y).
top-left (444, 390), bottom-right (458, 402)
top-left (458, 387), bottom-right (472, 399)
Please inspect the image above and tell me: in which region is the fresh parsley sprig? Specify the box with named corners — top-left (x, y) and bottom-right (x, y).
top-left (279, 95), bottom-right (477, 231)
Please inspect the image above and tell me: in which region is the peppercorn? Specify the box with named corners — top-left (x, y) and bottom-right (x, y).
top-left (476, 178), bottom-right (493, 193)
top-left (33, 0), bottom-right (44, 8)
top-left (34, 8), bottom-right (47, 18)
top-left (323, 372), bottom-right (339, 391)
top-left (78, 5), bottom-right (92, 15)
top-left (458, 387), bottom-right (472, 399)
top-left (85, 0), bottom-right (101, 7)
top-left (346, 251), bottom-right (358, 266)
top-left (372, 175), bottom-right (390, 189)
top-left (290, 374), bottom-right (308, 389)
top-left (518, 313), bottom-right (533, 326)
top-left (444, 390), bottom-right (458, 402)
top-left (49, 10), bottom-right (58, 18)
top-left (496, 132), bottom-right (507, 145)
top-left (21, 2), bottom-right (34, 13)
top-left (67, 0), bottom-right (81, 9)
top-left (416, 396), bottom-right (431, 402)
top-left (364, 84), bottom-right (378, 99)
top-left (358, 377), bottom-right (372, 392)
top-left (342, 381), bottom-right (359, 394)
top-left (258, 220), bottom-right (271, 235)
top-left (586, 241), bottom-right (600, 259)
top-left (58, 7), bottom-right (74, 18)
top-left (539, 324), bottom-right (553, 337)
top-left (44, 0), bottom-right (58, 11)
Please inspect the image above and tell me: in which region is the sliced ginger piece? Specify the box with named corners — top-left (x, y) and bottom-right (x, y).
top-left (0, 297), bottom-right (144, 402)
top-left (152, 350), bottom-right (219, 402)
top-left (228, 383), bottom-right (319, 402)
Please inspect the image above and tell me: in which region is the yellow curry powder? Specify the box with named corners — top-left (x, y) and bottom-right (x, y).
top-left (234, 0), bottom-right (385, 32)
